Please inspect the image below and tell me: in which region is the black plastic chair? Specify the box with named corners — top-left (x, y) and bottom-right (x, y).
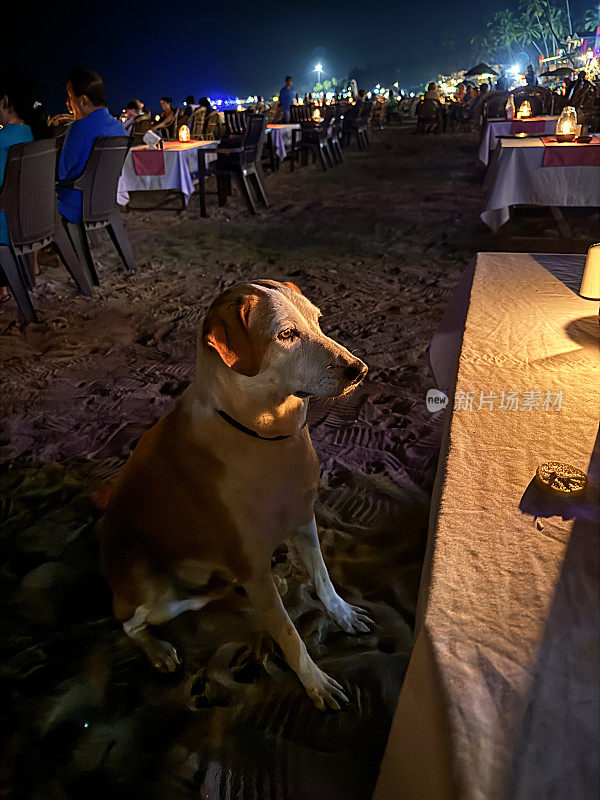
top-left (290, 105), bottom-right (313, 123)
top-left (224, 110), bottom-right (248, 136)
top-left (342, 101), bottom-right (371, 149)
top-left (57, 136), bottom-right (135, 286)
top-left (0, 139), bottom-right (92, 323)
top-left (216, 113), bottom-right (269, 214)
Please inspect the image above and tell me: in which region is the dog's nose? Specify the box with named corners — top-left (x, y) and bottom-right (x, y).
top-left (344, 362), bottom-right (367, 382)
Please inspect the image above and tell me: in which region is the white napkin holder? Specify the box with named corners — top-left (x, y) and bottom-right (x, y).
top-left (143, 130), bottom-right (162, 149)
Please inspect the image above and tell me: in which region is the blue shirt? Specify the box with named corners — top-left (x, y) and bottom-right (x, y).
top-left (525, 72), bottom-right (537, 86)
top-left (0, 124), bottom-right (34, 245)
top-left (58, 107), bottom-right (126, 222)
top-left (279, 86), bottom-right (295, 112)
top-left (496, 76), bottom-right (509, 92)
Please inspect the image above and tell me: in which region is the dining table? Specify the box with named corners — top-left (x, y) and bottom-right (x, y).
top-left (481, 135), bottom-right (600, 233)
top-left (117, 140), bottom-right (219, 206)
top-left (373, 251), bottom-right (599, 800)
top-left (478, 116), bottom-right (559, 166)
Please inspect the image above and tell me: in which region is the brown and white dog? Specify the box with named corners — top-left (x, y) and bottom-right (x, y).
top-left (99, 279), bottom-right (371, 710)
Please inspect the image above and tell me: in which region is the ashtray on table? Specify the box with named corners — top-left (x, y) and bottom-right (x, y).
top-left (576, 135), bottom-right (592, 143)
top-left (555, 133), bottom-right (576, 143)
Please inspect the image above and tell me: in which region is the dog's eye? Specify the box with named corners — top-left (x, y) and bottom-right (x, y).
top-left (278, 328), bottom-right (297, 341)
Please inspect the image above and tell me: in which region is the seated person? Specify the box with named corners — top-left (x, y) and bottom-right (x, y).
top-left (454, 82), bottom-right (467, 103)
top-left (150, 96), bottom-right (177, 134)
top-left (0, 70), bottom-right (49, 301)
top-left (355, 88), bottom-right (367, 106)
top-left (122, 98), bottom-right (145, 133)
top-left (178, 95), bottom-right (197, 126)
top-left (525, 65), bottom-right (537, 86)
top-left (249, 96), bottom-right (267, 113)
top-left (479, 82), bottom-right (489, 98)
top-left (197, 97), bottom-right (225, 139)
top-left (386, 89), bottom-right (399, 121)
top-left (466, 86), bottom-right (479, 107)
top-left (424, 82), bottom-right (444, 103)
top-left (57, 68), bottom-right (126, 224)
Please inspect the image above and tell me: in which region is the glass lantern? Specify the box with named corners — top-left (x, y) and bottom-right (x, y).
top-left (178, 124), bottom-right (190, 142)
top-left (517, 100), bottom-right (531, 119)
top-left (556, 106), bottom-right (577, 141)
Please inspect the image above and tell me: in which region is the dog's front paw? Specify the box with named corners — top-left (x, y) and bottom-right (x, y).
top-left (328, 599), bottom-right (373, 635)
top-left (144, 639), bottom-right (181, 673)
top-left (303, 664), bottom-right (348, 711)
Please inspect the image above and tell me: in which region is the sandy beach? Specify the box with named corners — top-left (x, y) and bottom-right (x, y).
top-left (1, 126), bottom-right (597, 799)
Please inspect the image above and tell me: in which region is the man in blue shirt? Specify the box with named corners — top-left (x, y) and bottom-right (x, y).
top-left (57, 68), bottom-right (126, 222)
top-left (525, 65), bottom-right (538, 86)
top-left (496, 69), bottom-right (509, 92)
top-left (279, 76), bottom-right (295, 123)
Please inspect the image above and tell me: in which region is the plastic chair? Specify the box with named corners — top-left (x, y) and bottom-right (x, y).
top-left (0, 139), bottom-right (93, 323)
top-left (190, 107), bottom-right (207, 138)
top-left (224, 110), bottom-right (248, 136)
top-left (130, 113), bottom-right (152, 146)
top-left (342, 101), bottom-right (371, 149)
top-left (216, 113), bottom-right (269, 214)
top-left (57, 136), bottom-right (135, 286)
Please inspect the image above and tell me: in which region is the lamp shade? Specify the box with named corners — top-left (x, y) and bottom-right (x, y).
top-left (517, 100), bottom-right (531, 118)
top-left (556, 106), bottom-right (577, 135)
top-left (178, 124), bottom-right (190, 142)
top-left (580, 243), bottom-right (600, 301)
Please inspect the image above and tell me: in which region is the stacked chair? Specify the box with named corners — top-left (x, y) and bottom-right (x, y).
top-left (215, 112), bottom-right (269, 215)
top-left (0, 139), bottom-right (93, 323)
top-left (290, 106), bottom-right (332, 172)
top-left (342, 101), bottom-right (371, 149)
top-left (56, 136), bottom-right (136, 286)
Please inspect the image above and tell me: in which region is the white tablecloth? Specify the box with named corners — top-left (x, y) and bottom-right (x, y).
top-left (117, 142), bottom-right (218, 206)
top-left (266, 124), bottom-right (301, 160)
top-left (374, 252), bottom-right (599, 800)
top-left (478, 117), bottom-right (558, 166)
top-left (481, 137), bottom-right (600, 232)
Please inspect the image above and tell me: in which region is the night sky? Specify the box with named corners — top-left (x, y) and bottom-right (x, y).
top-left (8, 0), bottom-right (593, 114)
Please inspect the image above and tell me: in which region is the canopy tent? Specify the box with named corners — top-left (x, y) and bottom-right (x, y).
top-left (539, 67), bottom-right (574, 77)
top-left (464, 63), bottom-right (498, 77)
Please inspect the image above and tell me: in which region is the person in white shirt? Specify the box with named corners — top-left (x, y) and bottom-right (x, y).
top-left (424, 82), bottom-right (444, 103)
top-left (122, 99), bottom-right (145, 133)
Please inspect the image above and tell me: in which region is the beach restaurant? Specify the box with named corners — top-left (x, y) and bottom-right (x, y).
top-left (1, 62), bottom-right (599, 800)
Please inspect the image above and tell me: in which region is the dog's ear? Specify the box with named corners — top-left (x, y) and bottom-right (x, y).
top-left (202, 294), bottom-right (266, 376)
top-left (282, 281), bottom-right (302, 295)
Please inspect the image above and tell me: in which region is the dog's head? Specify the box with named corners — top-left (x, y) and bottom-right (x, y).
top-left (201, 280), bottom-right (367, 398)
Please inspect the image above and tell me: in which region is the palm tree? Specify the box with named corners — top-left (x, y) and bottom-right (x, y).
top-left (487, 9), bottom-right (520, 62)
top-left (583, 5), bottom-right (600, 30)
top-left (514, 10), bottom-right (545, 57)
top-left (469, 31), bottom-right (493, 63)
top-left (520, 0), bottom-right (551, 56)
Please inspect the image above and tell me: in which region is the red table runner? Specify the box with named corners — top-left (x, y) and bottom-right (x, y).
top-left (510, 119), bottom-right (546, 134)
top-left (132, 149), bottom-right (166, 176)
top-left (542, 137), bottom-right (600, 167)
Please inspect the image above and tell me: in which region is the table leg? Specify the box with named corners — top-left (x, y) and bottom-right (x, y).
top-left (549, 207), bottom-right (572, 238)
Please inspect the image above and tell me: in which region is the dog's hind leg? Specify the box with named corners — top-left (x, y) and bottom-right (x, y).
top-left (123, 590), bottom-right (224, 672)
top-left (291, 517), bottom-right (373, 635)
top-left (123, 603), bottom-right (182, 673)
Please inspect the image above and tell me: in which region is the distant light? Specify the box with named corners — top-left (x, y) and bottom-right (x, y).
top-left (315, 63), bottom-right (323, 71)
top-left (511, 65), bottom-right (519, 74)
top-left (83, 722), bottom-right (89, 729)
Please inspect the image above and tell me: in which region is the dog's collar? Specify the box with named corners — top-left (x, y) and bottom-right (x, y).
top-left (216, 409), bottom-right (306, 441)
